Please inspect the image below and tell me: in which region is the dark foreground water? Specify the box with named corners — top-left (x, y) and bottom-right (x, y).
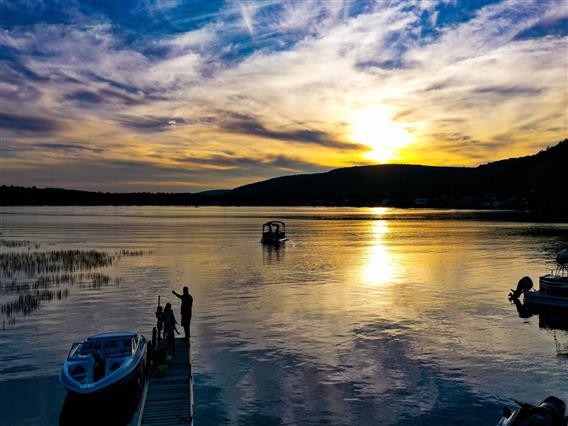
top-left (0, 207), bottom-right (567, 425)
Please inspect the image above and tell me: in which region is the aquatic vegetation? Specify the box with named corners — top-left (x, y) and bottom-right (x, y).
top-left (0, 247), bottom-right (146, 323)
top-left (1, 289), bottom-right (70, 317)
top-left (118, 249), bottom-right (147, 257)
top-left (0, 239), bottom-right (41, 249)
top-left (0, 272), bottom-right (121, 293)
top-left (80, 272), bottom-right (121, 289)
top-left (0, 250), bottom-right (115, 278)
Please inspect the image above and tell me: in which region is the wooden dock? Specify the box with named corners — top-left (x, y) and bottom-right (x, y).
top-left (139, 338), bottom-right (193, 426)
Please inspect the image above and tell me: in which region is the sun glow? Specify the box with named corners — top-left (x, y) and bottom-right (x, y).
top-left (362, 220), bottom-right (396, 286)
top-left (350, 106), bottom-right (415, 163)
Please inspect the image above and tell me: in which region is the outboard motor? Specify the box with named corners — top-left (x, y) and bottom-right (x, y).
top-left (509, 276), bottom-right (533, 301)
top-left (511, 297), bottom-right (532, 319)
top-left (538, 397), bottom-right (567, 424)
top-left (498, 396), bottom-right (567, 426)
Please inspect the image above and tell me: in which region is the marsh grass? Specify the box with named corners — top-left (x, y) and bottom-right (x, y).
top-left (0, 239), bottom-right (41, 249)
top-left (0, 250), bottom-right (115, 278)
top-left (0, 247), bottom-right (147, 323)
top-left (1, 289), bottom-right (70, 317)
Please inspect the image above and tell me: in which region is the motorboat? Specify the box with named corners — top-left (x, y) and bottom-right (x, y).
top-left (497, 396), bottom-right (566, 426)
top-left (60, 332), bottom-right (148, 397)
top-left (527, 250), bottom-right (568, 309)
top-left (261, 221), bottom-right (287, 245)
top-left (510, 250), bottom-right (568, 310)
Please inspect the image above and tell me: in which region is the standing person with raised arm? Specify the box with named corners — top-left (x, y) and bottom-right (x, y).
top-left (172, 286), bottom-right (193, 341)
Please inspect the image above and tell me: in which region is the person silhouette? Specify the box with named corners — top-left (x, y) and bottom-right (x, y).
top-left (163, 303), bottom-right (179, 356)
top-left (172, 286), bottom-right (193, 341)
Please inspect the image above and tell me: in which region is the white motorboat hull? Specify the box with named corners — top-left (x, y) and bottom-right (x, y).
top-left (60, 332), bottom-right (147, 397)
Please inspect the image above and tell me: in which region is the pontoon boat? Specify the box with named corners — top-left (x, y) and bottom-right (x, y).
top-left (527, 250), bottom-right (568, 309)
top-left (261, 221), bottom-right (287, 245)
top-left (510, 250), bottom-right (568, 310)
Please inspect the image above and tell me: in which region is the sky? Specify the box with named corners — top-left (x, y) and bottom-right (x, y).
top-left (1, 0), bottom-right (567, 192)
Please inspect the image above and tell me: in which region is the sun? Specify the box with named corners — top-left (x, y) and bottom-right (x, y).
top-left (349, 106), bottom-right (415, 163)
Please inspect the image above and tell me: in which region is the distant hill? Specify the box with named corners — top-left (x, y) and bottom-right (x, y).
top-left (225, 139), bottom-right (568, 212)
top-left (196, 189), bottom-right (230, 196)
top-left (1, 139), bottom-right (566, 215)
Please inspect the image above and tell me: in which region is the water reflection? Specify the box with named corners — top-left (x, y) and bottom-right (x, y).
top-left (511, 300), bottom-right (568, 357)
top-left (262, 244), bottom-right (285, 264)
top-left (362, 220), bottom-right (396, 286)
top-left (59, 386), bottom-right (143, 426)
top-left (1, 207), bottom-right (568, 425)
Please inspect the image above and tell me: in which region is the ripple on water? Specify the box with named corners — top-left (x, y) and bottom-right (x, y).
top-left (1, 207), bottom-right (567, 426)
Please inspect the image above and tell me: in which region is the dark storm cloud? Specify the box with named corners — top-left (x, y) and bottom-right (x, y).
top-left (0, 112), bottom-right (62, 135)
top-left (218, 113), bottom-right (359, 150)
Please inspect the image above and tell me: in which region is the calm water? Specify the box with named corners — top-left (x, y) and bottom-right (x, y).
top-left (0, 207), bottom-right (567, 425)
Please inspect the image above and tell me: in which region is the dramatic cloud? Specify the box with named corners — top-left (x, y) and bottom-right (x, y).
top-left (1, 0), bottom-right (566, 191)
top-left (0, 112), bottom-right (62, 135)
top-left (217, 113), bottom-right (360, 149)
top-left (117, 115), bottom-right (193, 132)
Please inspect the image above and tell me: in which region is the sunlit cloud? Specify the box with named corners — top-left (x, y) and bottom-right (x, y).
top-left (349, 106), bottom-right (416, 163)
top-left (1, 0), bottom-right (566, 191)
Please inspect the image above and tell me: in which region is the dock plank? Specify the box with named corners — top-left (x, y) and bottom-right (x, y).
top-left (140, 338), bottom-right (193, 426)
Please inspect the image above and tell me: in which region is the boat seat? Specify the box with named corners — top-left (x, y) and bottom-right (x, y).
top-left (105, 357), bottom-right (126, 376)
top-left (68, 359), bottom-right (94, 384)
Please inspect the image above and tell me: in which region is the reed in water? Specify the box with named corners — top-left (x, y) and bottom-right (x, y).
top-left (0, 247), bottom-right (146, 323)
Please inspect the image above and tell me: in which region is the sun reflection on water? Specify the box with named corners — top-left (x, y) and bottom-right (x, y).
top-left (362, 220), bottom-right (396, 286)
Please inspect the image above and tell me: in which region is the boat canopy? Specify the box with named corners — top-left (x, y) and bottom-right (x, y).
top-left (550, 250), bottom-right (568, 277)
top-left (262, 221), bottom-right (286, 234)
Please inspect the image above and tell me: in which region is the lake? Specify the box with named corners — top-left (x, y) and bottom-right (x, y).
top-left (0, 206), bottom-right (567, 425)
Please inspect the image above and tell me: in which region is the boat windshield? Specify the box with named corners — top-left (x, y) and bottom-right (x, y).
top-left (68, 338), bottom-right (134, 360)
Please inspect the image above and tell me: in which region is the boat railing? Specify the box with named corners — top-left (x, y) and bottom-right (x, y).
top-left (550, 264), bottom-right (568, 277)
